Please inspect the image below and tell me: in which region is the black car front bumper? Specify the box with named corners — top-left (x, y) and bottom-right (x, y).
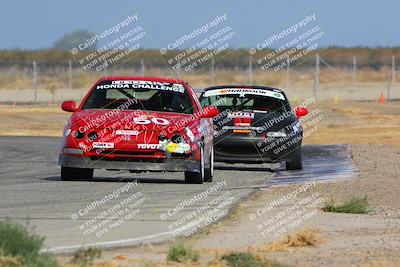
top-left (214, 133), bottom-right (302, 164)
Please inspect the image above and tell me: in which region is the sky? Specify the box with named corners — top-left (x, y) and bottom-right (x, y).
top-left (1, 0), bottom-right (399, 50)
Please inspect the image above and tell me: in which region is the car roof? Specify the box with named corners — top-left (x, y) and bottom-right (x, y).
top-left (203, 85), bottom-right (284, 93)
top-left (98, 76), bottom-right (188, 85)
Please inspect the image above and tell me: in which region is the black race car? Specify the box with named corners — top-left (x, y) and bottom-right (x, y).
top-left (199, 85), bottom-right (308, 170)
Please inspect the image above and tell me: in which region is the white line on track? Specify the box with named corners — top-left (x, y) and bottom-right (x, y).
top-left (42, 230), bottom-right (174, 253)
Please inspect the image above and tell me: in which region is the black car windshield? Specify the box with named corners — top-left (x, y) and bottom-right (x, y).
top-left (200, 88), bottom-right (288, 113)
top-left (82, 80), bottom-right (194, 114)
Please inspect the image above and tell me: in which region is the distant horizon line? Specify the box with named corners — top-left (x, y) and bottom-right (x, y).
top-left (1, 45), bottom-right (400, 52)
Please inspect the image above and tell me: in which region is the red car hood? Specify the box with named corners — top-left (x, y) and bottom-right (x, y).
top-left (71, 109), bottom-right (192, 132)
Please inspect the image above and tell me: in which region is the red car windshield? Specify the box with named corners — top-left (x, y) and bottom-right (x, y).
top-left (82, 80), bottom-right (194, 114)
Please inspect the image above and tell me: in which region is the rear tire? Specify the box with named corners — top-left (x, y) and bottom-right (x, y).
top-left (184, 146), bottom-right (205, 184)
top-left (204, 146), bottom-right (214, 182)
top-left (286, 147), bottom-right (303, 170)
top-left (61, 166), bottom-right (93, 181)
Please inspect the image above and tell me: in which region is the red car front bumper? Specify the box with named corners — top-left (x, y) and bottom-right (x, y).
top-left (58, 154), bottom-right (201, 173)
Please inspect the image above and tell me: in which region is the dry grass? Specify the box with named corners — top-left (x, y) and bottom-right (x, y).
top-left (262, 227), bottom-right (322, 252)
top-left (333, 107), bottom-right (373, 115)
top-left (0, 105), bottom-right (67, 137)
top-left (166, 241), bottom-right (199, 263)
top-left (0, 67), bottom-right (396, 90)
top-left (208, 258), bottom-right (230, 267)
top-left (0, 250), bottom-right (22, 267)
top-left (0, 221), bottom-right (59, 267)
top-left (0, 105), bottom-right (64, 114)
top-left (303, 101), bottom-right (400, 147)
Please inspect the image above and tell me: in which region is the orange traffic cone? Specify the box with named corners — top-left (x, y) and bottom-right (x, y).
top-left (379, 92), bottom-right (385, 104)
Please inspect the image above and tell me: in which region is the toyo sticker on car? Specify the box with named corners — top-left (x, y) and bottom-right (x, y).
top-left (137, 144), bottom-right (160, 149)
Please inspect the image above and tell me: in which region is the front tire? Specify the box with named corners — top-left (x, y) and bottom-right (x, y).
top-left (61, 166), bottom-right (93, 181)
top-left (184, 146), bottom-right (205, 184)
top-left (286, 147), bottom-right (303, 170)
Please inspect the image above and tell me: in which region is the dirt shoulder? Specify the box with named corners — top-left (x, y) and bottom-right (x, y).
top-left (70, 144), bottom-right (398, 267)
top-left (191, 144), bottom-right (400, 267)
top-left (303, 100), bottom-right (400, 147)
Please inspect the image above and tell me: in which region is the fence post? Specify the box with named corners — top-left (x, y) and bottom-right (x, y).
top-left (32, 61), bottom-right (37, 104)
top-left (390, 55), bottom-right (395, 101)
top-left (68, 60), bottom-right (72, 89)
top-left (141, 58), bottom-right (145, 77)
top-left (313, 53), bottom-right (320, 100)
top-left (176, 58), bottom-right (181, 79)
top-left (103, 61), bottom-right (108, 76)
top-left (249, 55), bottom-right (252, 84)
top-left (352, 56), bottom-right (357, 87)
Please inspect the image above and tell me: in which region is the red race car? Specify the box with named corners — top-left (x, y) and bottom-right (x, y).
top-left (58, 77), bottom-right (219, 184)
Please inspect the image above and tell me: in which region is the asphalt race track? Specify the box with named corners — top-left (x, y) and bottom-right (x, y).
top-left (0, 137), bottom-right (357, 252)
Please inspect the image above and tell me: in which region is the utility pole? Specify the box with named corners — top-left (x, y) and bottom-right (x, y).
top-left (352, 56), bottom-right (357, 87)
top-left (211, 57), bottom-right (215, 84)
top-left (249, 55), bottom-right (252, 84)
top-left (313, 53), bottom-right (320, 100)
top-left (33, 61), bottom-right (37, 104)
top-left (68, 60), bottom-right (72, 89)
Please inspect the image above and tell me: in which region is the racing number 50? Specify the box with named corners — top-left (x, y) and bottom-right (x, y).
top-left (133, 117), bottom-right (170, 125)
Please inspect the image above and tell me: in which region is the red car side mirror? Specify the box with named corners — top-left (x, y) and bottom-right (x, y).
top-left (201, 106), bottom-right (219, 118)
top-left (61, 101), bottom-right (77, 112)
top-left (295, 107), bottom-right (308, 118)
